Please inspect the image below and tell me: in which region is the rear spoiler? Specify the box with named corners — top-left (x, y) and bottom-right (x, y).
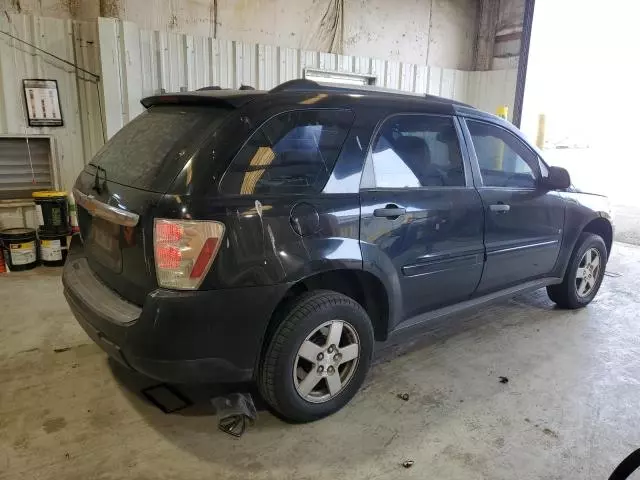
top-left (141, 90), bottom-right (264, 109)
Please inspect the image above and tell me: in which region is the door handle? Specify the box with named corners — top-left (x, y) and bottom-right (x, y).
top-left (373, 205), bottom-right (406, 219)
top-left (489, 203), bottom-right (510, 213)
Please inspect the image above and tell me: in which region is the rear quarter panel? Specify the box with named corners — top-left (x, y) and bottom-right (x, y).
top-left (158, 193), bottom-right (363, 289)
top-left (162, 94), bottom-right (376, 290)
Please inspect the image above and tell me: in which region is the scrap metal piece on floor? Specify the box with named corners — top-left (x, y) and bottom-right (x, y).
top-left (604, 271), bottom-right (622, 278)
top-left (141, 384), bottom-right (192, 414)
top-left (211, 392), bottom-right (257, 438)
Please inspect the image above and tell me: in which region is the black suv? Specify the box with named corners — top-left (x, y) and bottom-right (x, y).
top-left (63, 80), bottom-right (613, 422)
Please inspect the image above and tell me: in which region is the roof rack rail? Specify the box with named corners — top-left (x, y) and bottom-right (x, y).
top-left (267, 79), bottom-right (473, 108)
top-left (269, 78), bottom-right (431, 98)
top-left (269, 79), bottom-right (321, 93)
top-left (196, 85), bottom-right (256, 91)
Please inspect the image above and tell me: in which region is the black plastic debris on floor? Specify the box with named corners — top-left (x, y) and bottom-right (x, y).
top-left (397, 392), bottom-right (410, 401)
top-left (499, 376), bottom-right (509, 384)
top-left (141, 384), bottom-right (192, 414)
top-left (218, 415), bottom-right (250, 437)
top-left (211, 393), bottom-right (257, 438)
top-left (402, 460), bottom-right (415, 468)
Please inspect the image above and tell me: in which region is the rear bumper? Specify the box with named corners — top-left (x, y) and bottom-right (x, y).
top-left (63, 255), bottom-right (289, 384)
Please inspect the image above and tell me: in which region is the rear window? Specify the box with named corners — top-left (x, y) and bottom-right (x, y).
top-left (220, 109), bottom-right (354, 195)
top-left (89, 105), bottom-right (227, 192)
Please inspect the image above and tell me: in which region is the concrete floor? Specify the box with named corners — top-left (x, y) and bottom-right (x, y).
top-left (614, 205), bottom-right (640, 246)
top-left (2, 244), bottom-right (640, 480)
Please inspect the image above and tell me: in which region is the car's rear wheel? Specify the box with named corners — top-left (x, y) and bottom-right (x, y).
top-left (258, 290), bottom-right (374, 423)
top-left (547, 232), bottom-right (607, 309)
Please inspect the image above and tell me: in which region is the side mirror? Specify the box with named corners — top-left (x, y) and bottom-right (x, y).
top-left (540, 166), bottom-right (571, 190)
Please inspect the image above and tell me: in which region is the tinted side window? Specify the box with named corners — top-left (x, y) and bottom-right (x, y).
top-left (364, 115), bottom-right (465, 188)
top-left (467, 120), bottom-right (539, 189)
top-left (221, 109), bottom-right (354, 195)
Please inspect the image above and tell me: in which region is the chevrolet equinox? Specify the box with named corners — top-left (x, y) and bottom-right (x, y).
top-left (63, 79), bottom-right (613, 422)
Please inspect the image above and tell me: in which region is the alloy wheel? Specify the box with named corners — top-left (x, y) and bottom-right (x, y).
top-left (293, 320), bottom-right (360, 403)
top-left (576, 247), bottom-right (601, 298)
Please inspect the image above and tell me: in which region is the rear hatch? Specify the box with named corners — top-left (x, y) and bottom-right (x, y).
top-left (74, 104), bottom-right (228, 305)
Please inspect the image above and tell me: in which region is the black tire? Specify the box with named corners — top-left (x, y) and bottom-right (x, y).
top-left (547, 232), bottom-right (607, 309)
top-left (258, 290), bottom-right (374, 423)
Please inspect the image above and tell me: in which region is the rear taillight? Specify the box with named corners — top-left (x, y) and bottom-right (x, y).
top-left (153, 219), bottom-right (225, 290)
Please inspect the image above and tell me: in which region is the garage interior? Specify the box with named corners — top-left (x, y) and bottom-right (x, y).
top-left (1, 0), bottom-right (639, 479)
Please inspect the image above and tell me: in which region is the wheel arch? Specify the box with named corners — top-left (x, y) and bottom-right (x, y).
top-left (582, 216), bottom-right (613, 256)
top-left (257, 268), bottom-right (391, 372)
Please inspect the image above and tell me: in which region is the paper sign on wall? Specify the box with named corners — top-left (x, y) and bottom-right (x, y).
top-left (22, 79), bottom-right (63, 127)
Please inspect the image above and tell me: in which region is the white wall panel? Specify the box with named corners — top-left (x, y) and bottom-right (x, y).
top-left (98, 18), bottom-right (518, 136)
top-left (0, 14), bottom-right (103, 193)
top-left (235, 42), bottom-right (257, 88)
top-left (97, 17), bottom-right (125, 139)
top-left (466, 69), bottom-right (518, 121)
top-left (414, 65), bottom-right (429, 95)
top-left (384, 61), bottom-right (401, 90)
top-left (337, 55), bottom-right (352, 73)
top-left (281, 48), bottom-right (297, 83)
top-left (399, 63), bottom-right (415, 93)
top-left (371, 58), bottom-right (386, 82)
top-left (441, 69), bottom-right (456, 99)
top-left (353, 56), bottom-right (371, 75)
top-left (318, 52), bottom-right (337, 72)
top-left (453, 71), bottom-right (469, 102)
top-left (428, 67), bottom-right (443, 95)
top-left (257, 45), bottom-right (278, 90)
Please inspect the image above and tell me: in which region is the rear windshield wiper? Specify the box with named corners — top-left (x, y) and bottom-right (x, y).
top-left (92, 166), bottom-right (107, 194)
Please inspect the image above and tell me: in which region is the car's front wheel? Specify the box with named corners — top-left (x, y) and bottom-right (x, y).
top-left (547, 232), bottom-right (607, 309)
top-left (258, 290), bottom-right (374, 423)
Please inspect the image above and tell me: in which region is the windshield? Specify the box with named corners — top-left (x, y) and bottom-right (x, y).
top-left (89, 105), bottom-right (228, 192)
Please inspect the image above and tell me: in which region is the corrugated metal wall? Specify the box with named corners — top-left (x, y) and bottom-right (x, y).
top-left (99, 18), bottom-right (518, 138)
top-left (0, 13), bottom-right (104, 193)
top-left (0, 13), bottom-right (104, 230)
top-left (0, 12), bottom-right (518, 210)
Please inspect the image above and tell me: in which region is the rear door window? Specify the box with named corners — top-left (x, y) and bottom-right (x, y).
top-left (361, 114), bottom-right (465, 188)
top-left (89, 105), bottom-right (228, 192)
top-left (220, 109), bottom-right (354, 195)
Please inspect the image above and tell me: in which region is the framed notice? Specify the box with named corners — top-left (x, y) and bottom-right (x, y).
top-left (23, 79), bottom-right (63, 127)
